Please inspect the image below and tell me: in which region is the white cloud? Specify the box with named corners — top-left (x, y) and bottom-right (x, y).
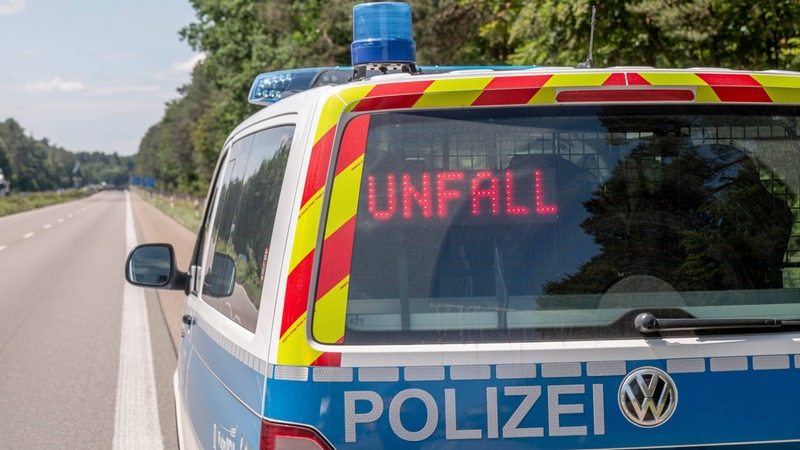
top-left (170, 52), bottom-right (206, 76)
top-left (0, 0), bottom-right (24, 15)
top-left (24, 77), bottom-right (85, 94)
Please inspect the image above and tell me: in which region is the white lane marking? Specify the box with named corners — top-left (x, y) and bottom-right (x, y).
top-left (43, 224), bottom-right (52, 230)
top-left (22, 232), bottom-right (34, 239)
top-left (113, 191), bottom-right (164, 450)
top-left (0, 245), bottom-right (6, 252)
top-left (58, 218), bottom-right (65, 223)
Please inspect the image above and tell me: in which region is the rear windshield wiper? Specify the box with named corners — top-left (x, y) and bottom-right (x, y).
top-left (635, 312), bottom-right (800, 333)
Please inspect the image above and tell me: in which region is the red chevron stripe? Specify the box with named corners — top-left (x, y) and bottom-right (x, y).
top-left (352, 80), bottom-right (434, 111)
top-left (336, 115), bottom-right (370, 175)
top-left (602, 73), bottom-right (651, 86)
top-left (473, 75), bottom-right (553, 105)
top-left (310, 350), bottom-right (342, 366)
top-left (301, 126), bottom-right (336, 205)
top-left (696, 73), bottom-right (772, 102)
top-left (710, 86), bottom-right (773, 102)
top-left (316, 217), bottom-right (356, 300)
top-left (626, 73), bottom-right (651, 85)
top-left (696, 73), bottom-right (763, 86)
top-left (281, 251), bottom-right (314, 335)
top-left (602, 73), bottom-right (626, 86)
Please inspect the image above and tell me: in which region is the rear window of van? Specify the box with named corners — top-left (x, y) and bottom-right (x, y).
top-left (313, 105), bottom-right (800, 344)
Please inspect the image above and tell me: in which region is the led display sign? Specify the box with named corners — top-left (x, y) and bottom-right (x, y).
top-left (365, 169), bottom-right (558, 221)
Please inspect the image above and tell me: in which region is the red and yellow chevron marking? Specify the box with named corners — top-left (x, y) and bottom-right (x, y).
top-left (277, 69), bottom-right (800, 366)
top-left (312, 115), bottom-right (370, 344)
top-left (278, 95), bottom-right (348, 367)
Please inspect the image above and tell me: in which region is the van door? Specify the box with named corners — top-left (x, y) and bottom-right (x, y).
top-left (175, 143), bottom-right (233, 449)
top-left (182, 122), bottom-right (296, 449)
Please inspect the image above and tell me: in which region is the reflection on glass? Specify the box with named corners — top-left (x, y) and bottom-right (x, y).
top-left (204, 252), bottom-right (237, 297)
top-left (128, 245), bottom-right (172, 287)
top-left (201, 126), bottom-right (294, 332)
top-left (336, 105), bottom-right (800, 343)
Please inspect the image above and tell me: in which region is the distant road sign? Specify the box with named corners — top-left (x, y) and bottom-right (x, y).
top-left (130, 176), bottom-right (156, 188)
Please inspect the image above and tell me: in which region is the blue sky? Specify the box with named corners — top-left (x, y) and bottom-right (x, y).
top-left (0, 0), bottom-right (203, 155)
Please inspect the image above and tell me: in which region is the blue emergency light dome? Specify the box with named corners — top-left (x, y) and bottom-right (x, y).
top-left (351, 2), bottom-right (416, 67)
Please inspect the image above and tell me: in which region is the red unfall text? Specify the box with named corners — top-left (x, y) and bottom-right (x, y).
top-left (366, 170), bottom-right (558, 220)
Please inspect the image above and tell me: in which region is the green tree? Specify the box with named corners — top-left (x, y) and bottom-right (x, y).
top-left (140, 0), bottom-right (800, 198)
top-left (135, 64), bottom-right (223, 195)
top-left (0, 118), bottom-right (133, 192)
top-left (505, 0), bottom-right (800, 69)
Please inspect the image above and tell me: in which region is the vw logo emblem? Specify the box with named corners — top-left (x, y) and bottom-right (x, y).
top-left (618, 367), bottom-right (677, 427)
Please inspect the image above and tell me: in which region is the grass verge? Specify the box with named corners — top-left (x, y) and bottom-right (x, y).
top-left (0, 190), bottom-right (92, 217)
top-left (133, 187), bottom-right (203, 232)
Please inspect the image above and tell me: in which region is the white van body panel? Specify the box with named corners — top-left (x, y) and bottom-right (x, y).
top-left (125, 66), bottom-right (800, 450)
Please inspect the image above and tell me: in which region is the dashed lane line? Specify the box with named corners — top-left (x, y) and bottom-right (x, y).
top-left (2, 206), bottom-right (94, 254)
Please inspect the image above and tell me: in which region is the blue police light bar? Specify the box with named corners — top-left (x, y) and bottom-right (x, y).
top-left (248, 67), bottom-right (351, 105)
top-left (351, 2), bottom-right (415, 68)
top-left (248, 66), bottom-right (537, 106)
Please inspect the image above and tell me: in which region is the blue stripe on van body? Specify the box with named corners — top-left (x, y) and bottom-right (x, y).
top-left (264, 357), bottom-right (800, 449)
top-left (190, 318), bottom-right (266, 413)
top-left (184, 350), bottom-right (262, 449)
top-left (182, 320), bottom-right (266, 449)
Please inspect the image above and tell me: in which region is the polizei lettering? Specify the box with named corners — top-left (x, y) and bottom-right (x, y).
top-left (344, 384), bottom-right (605, 443)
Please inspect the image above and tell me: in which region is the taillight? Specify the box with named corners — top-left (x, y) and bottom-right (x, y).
top-left (261, 419), bottom-right (334, 450)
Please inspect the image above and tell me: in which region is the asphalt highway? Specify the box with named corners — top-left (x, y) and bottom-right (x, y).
top-left (0, 190), bottom-right (194, 449)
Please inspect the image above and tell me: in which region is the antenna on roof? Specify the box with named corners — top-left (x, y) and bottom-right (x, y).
top-left (576, 5), bottom-right (596, 69)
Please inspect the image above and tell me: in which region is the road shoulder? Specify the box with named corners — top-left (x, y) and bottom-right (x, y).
top-left (128, 191), bottom-right (196, 355)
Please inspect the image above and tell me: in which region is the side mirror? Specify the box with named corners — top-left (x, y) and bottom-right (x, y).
top-left (125, 243), bottom-right (189, 292)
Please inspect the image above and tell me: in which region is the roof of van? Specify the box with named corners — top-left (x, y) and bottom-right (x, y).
top-left (229, 66), bottom-right (800, 145)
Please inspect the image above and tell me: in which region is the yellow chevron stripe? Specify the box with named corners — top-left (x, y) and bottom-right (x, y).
top-left (277, 312), bottom-right (322, 366)
top-left (637, 72), bottom-right (706, 86)
top-left (752, 74), bottom-right (800, 103)
top-left (289, 188), bottom-right (323, 271)
top-left (426, 77), bottom-right (494, 92)
top-left (280, 93), bottom-right (347, 366)
top-left (341, 85), bottom-right (378, 113)
top-left (325, 155), bottom-right (364, 239)
top-left (544, 72), bottom-right (611, 87)
top-left (292, 90), bottom-right (368, 271)
top-left (312, 276), bottom-right (350, 344)
top-left (311, 153), bottom-right (363, 346)
top-left (763, 87), bottom-right (800, 104)
top-left (695, 85), bottom-right (721, 102)
top-left (530, 87), bottom-right (557, 104)
top-left (751, 74), bottom-right (800, 89)
top-left (280, 88), bottom-right (366, 365)
top-left (313, 95), bottom-right (347, 144)
top-left (413, 77), bottom-right (493, 108)
top-left (635, 72), bottom-right (721, 102)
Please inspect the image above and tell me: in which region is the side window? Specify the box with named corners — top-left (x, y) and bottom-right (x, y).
top-left (201, 125), bottom-right (294, 332)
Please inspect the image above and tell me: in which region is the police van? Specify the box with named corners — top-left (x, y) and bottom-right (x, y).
top-left (126, 2), bottom-right (800, 449)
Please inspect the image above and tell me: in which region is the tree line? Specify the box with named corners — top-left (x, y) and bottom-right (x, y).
top-left (136, 0), bottom-right (800, 196)
top-left (0, 118), bottom-right (134, 193)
